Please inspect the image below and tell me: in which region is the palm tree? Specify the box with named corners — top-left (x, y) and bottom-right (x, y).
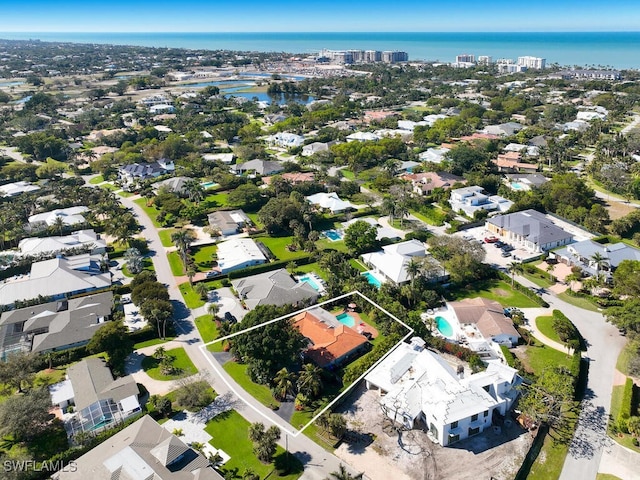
top-left (184, 179), bottom-right (205, 204)
top-left (171, 228), bottom-right (196, 271)
top-left (195, 283), bottom-right (210, 301)
top-left (406, 257), bottom-right (422, 290)
top-left (124, 247), bottom-right (143, 274)
top-left (590, 252), bottom-right (609, 283)
top-left (508, 261), bottom-right (524, 287)
top-left (207, 302), bottom-right (219, 319)
top-left (546, 263), bottom-right (555, 282)
top-left (273, 367), bottom-right (296, 401)
top-left (297, 363), bottom-right (323, 398)
top-left (325, 464), bottom-right (363, 480)
top-left (52, 215), bottom-right (65, 236)
top-left (186, 265), bottom-right (196, 285)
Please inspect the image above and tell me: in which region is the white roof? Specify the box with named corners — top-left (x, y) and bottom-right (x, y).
top-left (366, 341), bottom-right (512, 424)
top-left (361, 240), bottom-right (426, 284)
top-left (306, 192), bottom-right (353, 213)
top-left (0, 181), bottom-right (40, 197)
top-left (119, 394), bottom-right (141, 412)
top-left (418, 147), bottom-right (450, 163)
top-left (18, 229), bottom-right (105, 256)
top-left (49, 379), bottom-right (74, 405)
top-left (203, 153), bottom-right (234, 163)
top-left (216, 238), bottom-right (266, 272)
top-left (28, 206), bottom-right (88, 227)
top-left (346, 131), bottom-right (380, 142)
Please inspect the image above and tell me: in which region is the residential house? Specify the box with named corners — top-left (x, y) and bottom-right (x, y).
top-left (54, 415), bottom-right (223, 480)
top-left (231, 268), bottom-right (319, 310)
top-left (449, 186), bottom-right (513, 217)
top-left (552, 239), bottom-right (640, 279)
top-left (342, 217), bottom-right (401, 241)
top-left (306, 192), bottom-right (354, 213)
top-left (18, 229), bottom-right (107, 257)
top-left (149, 103), bottom-right (175, 114)
top-left (302, 141), bottom-right (336, 157)
top-left (361, 239), bottom-right (446, 285)
top-left (346, 131), bottom-right (381, 142)
top-left (118, 159), bottom-right (175, 184)
top-left (266, 132), bottom-right (305, 148)
top-left (418, 146), bottom-right (451, 164)
top-left (215, 238), bottom-right (266, 273)
top-left (365, 338), bottom-right (521, 446)
top-left (0, 253), bottom-right (111, 308)
top-left (423, 114), bottom-right (448, 126)
top-left (504, 173), bottom-right (549, 191)
top-left (234, 159), bottom-right (284, 176)
top-left (28, 206), bottom-right (89, 228)
top-left (203, 152), bottom-right (235, 164)
top-left (486, 209), bottom-right (574, 253)
top-left (0, 181), bottom-right (40, 197)
top-left (483, 122), bottom-right (523, 137)
top-left (492, 152), bottom-right (539, 173)
top-left (207, 209), bottom-right (251, 236)
top-left (152, 176), bottom-right (194, 195)
top-left (0, 291), bottom-right (113, 360)
top-left (49, 358), bottom-right (140, 435)
top-left (448, 298), bottom-right (520, 347)
top-left (402, 171), bottom-right (465, 196)
top-left (397, 120), bottom-right (428, 131)
top-left (503, 143), bottom-right (540, 157)
top-left (293, 307), bottom-right (368, 368)
top-left (397, 160), bottom-right (421, 173)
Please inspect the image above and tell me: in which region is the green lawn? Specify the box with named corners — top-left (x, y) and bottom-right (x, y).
top-left (317, 237), bottom-right (349, 253)
top-left (34, 367), bottom-right (67, 388)
top-left (522, 264), bottom-right (555, 288)
top-left (616, 345), bottom-right (633, 376)
top-left (341, 169), bottom-right (355, 180)
top-left (519, 340), bottom-right (572, 375)
top-left (192, 244), bottom-right (218, 271)
top-left (535, 316), bottom-right (562, 344)
top-left (254, 234), bottom-right (309, 261)
top-left (168, 251), bottom-right (185, 276)
top-left (528, 415), bottom-right (578, 480)
top-left (195, 315), bottom-right (224, 353)
top-left (141, 347), bottom-right (197, 380)
top-left (134, 337), bottom-right (175, 349)
top-left (223, 361), bottom-right (278, 408)
top-left (349, 258), bottom-right (368, 273)
top-left (446, 279), bottom-right (539, 308)
top-left (118, 190), bottom-right (134, 197)
top-left (179, 282), bottom-right (206, 309)
top-left (290, 410), bottom-right (337, 451)
top-left (246, 212), bottom-right (263, 228)
top-left (133, 198), bottom-right (163, 227)
top-left (596, 475), bottom-right (623, 480)
top-left (99, 183), bottom-right (118, 191)
top-left (158, 228), bottom-right (177, 247)
top-left (202, 192), bottom-right (229, 209)
top-left (205, 410), bottom-right (302, 480)
top-left (557, 292), bottom-right (601, 312)
top-left (292, 262), bottom-right (330, 281)
top-left (122, 258), bottom-right (154, 277)
top-left (89, 175), bottom-right (104, 184)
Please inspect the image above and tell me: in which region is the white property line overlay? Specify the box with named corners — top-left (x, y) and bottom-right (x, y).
top-left (199, 290), bottom-right (414, 437)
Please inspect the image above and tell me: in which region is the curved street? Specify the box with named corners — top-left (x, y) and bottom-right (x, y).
top-left (118, 192), bottom-right (354, 480)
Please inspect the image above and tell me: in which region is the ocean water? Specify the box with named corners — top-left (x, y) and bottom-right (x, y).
top-left (1, 32), bottom-right (639, 69)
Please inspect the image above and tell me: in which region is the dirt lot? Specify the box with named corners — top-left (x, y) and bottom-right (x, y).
top-left (334, 385), bottom-right (533, 480)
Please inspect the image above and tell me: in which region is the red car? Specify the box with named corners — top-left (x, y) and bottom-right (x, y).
top-left (484, 236), bottom-right (499, 243)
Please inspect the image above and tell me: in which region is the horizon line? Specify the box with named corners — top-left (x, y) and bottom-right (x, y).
top-left (2, 30), bottom-right (640, 34)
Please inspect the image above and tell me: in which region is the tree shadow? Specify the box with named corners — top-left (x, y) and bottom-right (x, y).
top-left (273, 450), bottom-right (305, 475)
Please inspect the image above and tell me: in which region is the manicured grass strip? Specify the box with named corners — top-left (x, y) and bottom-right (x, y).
top-left (89, 175), bottom-right (104, 184)
top-left (520, 340), bottom-right (572, 375)
top-left (141, 347), bottom-right (197, 380)
top-left (608, 383), bottom-right (640, 452)
top-left (99, 183), bottom-right (118, 191)
top-left (167, 251), bottom-right (184, 276)
top-left (179, 282), bottom-right (206, 309)
top-left (158, 228), bottom-right (177, 247)
top-left (596, 475), bottom-right (623, 480)
top-left (349, 258), bottom-right (368, 273)
top-left (293, 261), bottom-right (330, 280)
top-left (290, 410), bottom-right (338, 451)
top-left (222, 361), bottom-right (278, 408)
top-left (317, 237), bottom-right (349, 253)
top-left (557, 292), bottom-right (601, 312)
top-left (192, 244), bottom-right (218, 271)
top-left (118, 190), bottom-right (134, 197)
top-left (133, 198), bottom-right (162, 227)
top-left (341, 169), bottom-right (355, 180)
top-left (528, 414), bottom-right (578, 480)
top-left (195, 315), bottom-right (223, 352)
top-left (254, 234), bottom-right (309, 261)
top-left (134, 337), bottom-right (174, 349)
top-left (122, 258), bottom-right (154, 277)
top-left (535, 316), bottom-right (562, 344)
top-left (616, 345), bottom-right (633, 376)
top-left (205, 410), bottom-right (302, 480)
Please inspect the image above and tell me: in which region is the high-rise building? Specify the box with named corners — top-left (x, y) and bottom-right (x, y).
top-left (382, 51), bottom-right (409, 63)
top-left (517, 56), bottom-right (546, 69)
top-left (477, 55), bottom-right (493, 65)
top-left (456, 53), bottom-right (475, 63)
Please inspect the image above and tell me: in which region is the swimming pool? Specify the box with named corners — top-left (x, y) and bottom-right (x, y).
top-left (436, 316), bottom-right (454, 338)
top-left (511, 182), bottom-right (524, 190)
top-left (336, 313), bottom-right (356, 328)
top-left (298, 274), bottom-right (321, 291)
top-left (323, 229), bottom-right (343, 241)
top-left (201, 181), bottom-right (219, 189)
top-left (362, 271), bottom-right (382, 288)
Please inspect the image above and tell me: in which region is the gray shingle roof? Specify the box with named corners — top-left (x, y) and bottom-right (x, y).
top-left (231, 268), bottom-right (318, 310)
top-left (487, 209), bottom-right (573, 247)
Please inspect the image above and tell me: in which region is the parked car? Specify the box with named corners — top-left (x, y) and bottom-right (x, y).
top-left (501, 244), bottom-right (515, 252)
top-left (206, 271), bottom-right (219, 279)
top-left (484, 236), bottom-right (499, 243)
top-left (501, 251), bottom-right (512, 257)
top-left (224, 311), bottom-right (236, 322)
top-left (494, 241), bottom-right (505, 248)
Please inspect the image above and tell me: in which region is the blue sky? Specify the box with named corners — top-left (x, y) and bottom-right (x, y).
top-left (1, 0), bottom-right (639, 32)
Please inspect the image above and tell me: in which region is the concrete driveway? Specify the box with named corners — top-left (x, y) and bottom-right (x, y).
top-left (208, 287), bottom-right (246, 322)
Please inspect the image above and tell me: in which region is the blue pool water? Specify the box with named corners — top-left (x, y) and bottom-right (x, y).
top-left (201, 181), bottom-right (218, 189)
top-left (362, 271), bottom-right (382, 288)
top-left (511, 182), bottom-right (524, 190)
top-left (336, 313), bottom-right (356, 328)
top-left (436, 316), bottom-right (454, 338)
top-left (298, 274), bottom-right (321, 291)
top-left (323, 230), bottom-right (343, 241)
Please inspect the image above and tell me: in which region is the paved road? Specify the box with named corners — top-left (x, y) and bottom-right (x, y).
top-left (515, 275), bottom-right (627, 480)
top-left (118, 194), bottom-right (354, 480)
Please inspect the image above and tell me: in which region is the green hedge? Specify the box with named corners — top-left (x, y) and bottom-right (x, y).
top-left (552, 309), bottom-right (586, 351)
top-left (501, 345), bottom-right (518, 368)
top-left (619, 378), bottom-right (635, 431)
top-left (226, 256), bottom-right (313, 280)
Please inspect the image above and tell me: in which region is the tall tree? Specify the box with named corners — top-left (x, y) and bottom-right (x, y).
top-left (171, 228), bottom-right (196, 270)
top-left (273, 367), bottom-right (296, 401)
top-left (297, 363), bottom-right (323, 398)
top-left (0, 388), bottom-right (54, 441)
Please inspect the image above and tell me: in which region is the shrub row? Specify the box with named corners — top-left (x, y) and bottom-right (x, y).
top-left (226, 255), bottom-right (313, 280)
top-left (501, 345), bottom-right (518, 368)
top-left (619, 378), bottom-right (636, 428)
